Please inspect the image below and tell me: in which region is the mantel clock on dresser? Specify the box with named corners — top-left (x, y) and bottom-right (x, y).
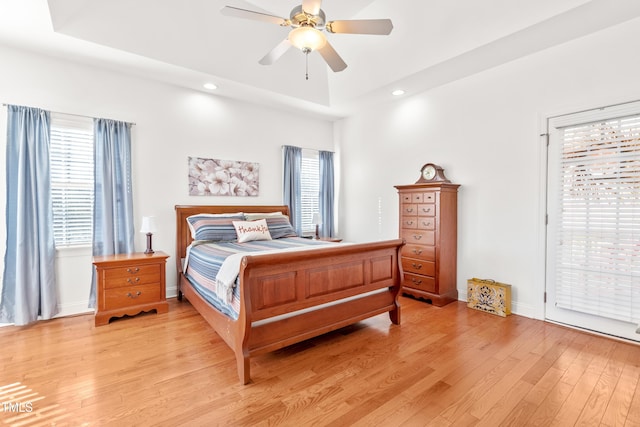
top-left (395, 163), bottom-right (460, 306)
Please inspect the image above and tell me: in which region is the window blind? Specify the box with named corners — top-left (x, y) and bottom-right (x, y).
top-left (301, 149), bottom-right (320, 236)
top-left (50, 114), bottom-right (94, 247)
top-left (553, 114), bottom-right (640, 324)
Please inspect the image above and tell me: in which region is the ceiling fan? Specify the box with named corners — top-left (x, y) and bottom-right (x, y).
top-left (221, 0), bottom-right (393, 76)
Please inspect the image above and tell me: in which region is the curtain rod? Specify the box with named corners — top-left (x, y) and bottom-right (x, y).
top-left (281, 145), bottom-right (334, 153)
top-left (2, 103), bottom-right (136, 126)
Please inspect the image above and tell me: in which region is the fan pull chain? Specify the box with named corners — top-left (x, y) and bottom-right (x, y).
top-left (305, 50), bottom-right (309, 80)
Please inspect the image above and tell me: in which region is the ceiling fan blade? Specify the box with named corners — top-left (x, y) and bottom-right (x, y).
top-left (259, 39), bottom-right (292, 65)
top-left (301, 0), bottom-right (322, 16)
top-left (317, 41), bottom-right (347, 72)
top-left (326, 19), bottom-right (393, 35)
top-left (221, 6), bottom-right (288, 26)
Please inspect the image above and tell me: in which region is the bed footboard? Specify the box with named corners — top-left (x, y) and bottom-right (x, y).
top-left (234, 239), bottom-right (404, 383)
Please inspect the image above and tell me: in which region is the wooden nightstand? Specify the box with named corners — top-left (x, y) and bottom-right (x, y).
top-left (93, 251), bottom-right (169, 326)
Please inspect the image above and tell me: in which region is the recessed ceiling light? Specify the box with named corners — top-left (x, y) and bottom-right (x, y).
top-left (392, 89), bottom-right (405, 96)
top-left (203, 83), bottom-right (217, 90)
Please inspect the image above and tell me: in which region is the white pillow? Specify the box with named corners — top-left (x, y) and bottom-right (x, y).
top-left (244, 212), bottom-right (283, 221)
top-left (233, 219), bottom-right (272, 243)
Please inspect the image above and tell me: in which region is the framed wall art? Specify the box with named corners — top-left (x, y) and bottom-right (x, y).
top-left (188, 157), bottom-right (259, 196)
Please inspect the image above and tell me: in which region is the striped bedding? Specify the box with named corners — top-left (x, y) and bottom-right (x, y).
top-left (184, 237), bottom-right (333, 320)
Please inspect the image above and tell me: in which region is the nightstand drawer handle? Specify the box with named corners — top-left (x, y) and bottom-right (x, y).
top-left (411, 278), bottom-right (423, 285)
top-left (405, 220), bottom-right (414, 226)
top-left (412, 263), bottom-right (422, 270)
top-left (127, 291), bottom-right (142, 299)
top-left (127, 277), bottom-right (140, 284)
top-left (413, 235), bottom-right (422, 240)
top-left (423, 221), bottom-right (431, 227)
top-left (422, 207), bottom-right (431, 213)
top-left (413, 249), bottom-right (423, 255)
top-left (405, 207), bottom-right (414, 213)
top-left (127, 267), bottom-right (140, 274)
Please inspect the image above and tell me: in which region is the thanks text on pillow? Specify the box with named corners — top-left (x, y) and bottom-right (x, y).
top-left (236, 224), bottom-right (268, 234)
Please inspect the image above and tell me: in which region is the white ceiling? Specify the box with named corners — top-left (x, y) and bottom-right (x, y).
top-left (1, 0), bottom-right (640, 119)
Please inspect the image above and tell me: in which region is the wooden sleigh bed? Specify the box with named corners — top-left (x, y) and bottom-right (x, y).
top-left (175, 205), bottom-right (404, 384)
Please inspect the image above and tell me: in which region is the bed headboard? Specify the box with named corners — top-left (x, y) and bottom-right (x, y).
top-left (174, 205), bottom-right (291, 274)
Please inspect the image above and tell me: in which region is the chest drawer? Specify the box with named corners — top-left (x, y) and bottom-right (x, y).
top-left (423, 192), bottom-right (435, 203)
top-left (416, 217), bottom-right (435, 230)
top-left (401, 244), bottom-right (435, 261)
top-left (103, 283), bottom-right (161, 310)
top-left (401, 216), bottom-right (418, 229)
top-left (402, 204), bottom-right (418, 215)
top-left (403, 273), bottom-right (436, 293)
top-left (401, 229), bottom-right (435, 246)
top-left (103, 264), bottom-right (161, 289)
top-left (417, 204), bottom-right (436, 217)
top-left (402, 258), bottom-right (435, 276)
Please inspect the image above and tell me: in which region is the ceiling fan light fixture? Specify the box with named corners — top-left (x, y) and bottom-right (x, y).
top-left (288, 26), bottom-right (326, 52)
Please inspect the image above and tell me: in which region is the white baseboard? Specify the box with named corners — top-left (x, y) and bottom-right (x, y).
top-left (166, 284), bottom-right (178, 299)
top-left (458, 289), bottom-right (539, 320)
top-left (55, 301), bottom-right (94, 318)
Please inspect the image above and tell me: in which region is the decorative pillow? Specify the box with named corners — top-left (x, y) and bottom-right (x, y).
top-left (187, 213), bottom-right (244, 241)
top-left (233, 219), bottom-right (272, 243)
top-left (242, 212), bottom-right (297, 239)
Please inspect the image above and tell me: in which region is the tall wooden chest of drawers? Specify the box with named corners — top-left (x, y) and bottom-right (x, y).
top-left (395, 183), bottom-right (460, 306)
top-left (93, 251), bottom-right (169, 326)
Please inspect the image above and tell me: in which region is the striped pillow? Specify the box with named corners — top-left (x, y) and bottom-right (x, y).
top-left (263, 216), bottom-right (298, 239)
top-left (187, 213), bottom-right (244, 241)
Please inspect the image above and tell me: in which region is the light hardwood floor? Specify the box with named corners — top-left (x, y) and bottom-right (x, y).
top-left (1, 296), bottom-right (639, 426)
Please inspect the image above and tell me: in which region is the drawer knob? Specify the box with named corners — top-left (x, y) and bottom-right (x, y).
top-left (411, 278), bottom-right (423, 285)
top-left (413, 249), bottom-right (423, 255)
top-left (405, 207), bottom-right (414, 213)
top-left (412, 263), bottom-right (422, 270)
top-left (127, 291), bottom-right (142, 299)
top-left (127, 267), bottom-right (140, 274)
top-left (413, 235), bottom-right (422, 240)
top-left (422, 207), bottom-right (431, 213)
top-left (127, 277), bottom-right (140, 284)
top-left (423, 221), bottom-right (431, 227)
top-left (406, 220), bottom-right (414, 226)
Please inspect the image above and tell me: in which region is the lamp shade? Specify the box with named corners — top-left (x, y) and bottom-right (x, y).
top-left (288, 26), bottom-right (327, 52)
top-left (140, 216), bottom-right (157, 234)
top-left (311, 213), bottom-right (322, 225)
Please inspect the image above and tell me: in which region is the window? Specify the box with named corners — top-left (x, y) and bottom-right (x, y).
top-left (300, 149), bottom-right (320, 236)
top-left (50, 114), bottom-right (94, 247)
top-left (546, 101), bottom-right (640, 342)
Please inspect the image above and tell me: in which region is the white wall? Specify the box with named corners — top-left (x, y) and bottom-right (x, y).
top-left (0, 45), bottom-right (334, 317)
top-left (336, 17), bottom-right (640, 319)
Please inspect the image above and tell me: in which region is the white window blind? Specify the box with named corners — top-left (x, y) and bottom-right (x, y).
top-left (301, 149), bottom-right (320, 236)
top-left (50, 114), bottom-right (94, 247)
top-left (551, 112), bottom-right (640, 325)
